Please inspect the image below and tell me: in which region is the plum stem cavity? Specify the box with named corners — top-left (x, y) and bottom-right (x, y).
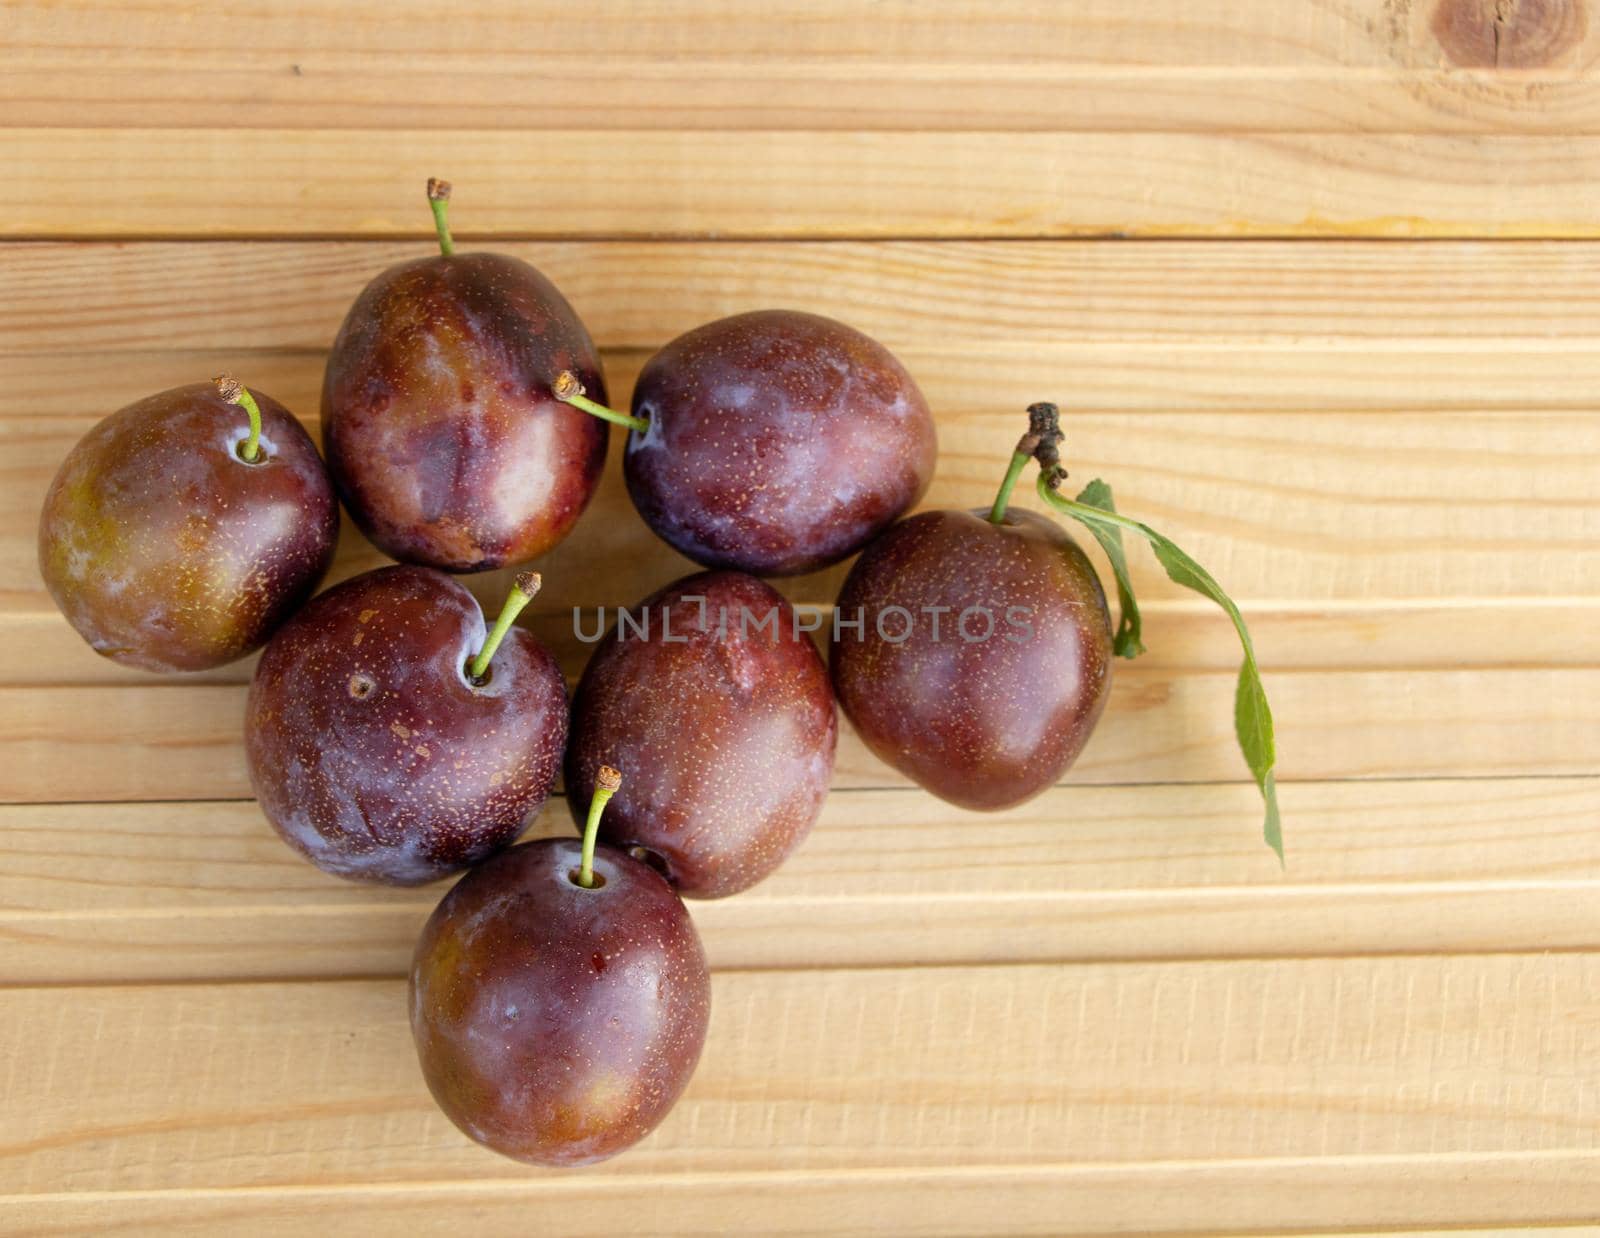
top-left (467, 571), bottom-right (541, 684)
top-left (213, 373), bottom-right (263, 463)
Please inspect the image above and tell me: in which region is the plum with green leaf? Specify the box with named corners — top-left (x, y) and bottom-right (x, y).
top-left (830, 503), bottom-right (1113, 813)
top-left (831, 404), bottom-right (1283, 858)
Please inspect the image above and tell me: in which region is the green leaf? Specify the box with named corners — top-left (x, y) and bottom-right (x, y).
top-left (1039, 475), bottom-right (1284, 862)
top-left (1069, 479), bottom-right (1145, 658)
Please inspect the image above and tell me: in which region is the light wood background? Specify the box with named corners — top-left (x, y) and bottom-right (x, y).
top-left (3, 2), bottom-right (1600, 1234)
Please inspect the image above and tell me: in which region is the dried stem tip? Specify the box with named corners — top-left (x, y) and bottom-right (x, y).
top-left (550, 370), bottom-right (651, 432)
top-left (213, 373), bottom-right (263, 462)
top-left (578, 765), bottom-right (623, 888)
top-left (514, 570), bottom-right (542, 600)
top-left (426, 177), bottom-right (452, 202)
top-left (1020, 401), bottom-right (1067, 490)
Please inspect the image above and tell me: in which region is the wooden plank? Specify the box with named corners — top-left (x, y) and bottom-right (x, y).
top-left (1, 780), bottom-right (1597, 983)
top-left (9, 398), bottom-right (1598, 617)
top-left (15, 340), bottom-right (1600, 420)
top-left (2, 955), bottom-right (1597, 1194)
top-left (10, 129), bottom-right (1600, 239)
top-left (10, 239), bottom-right (1600, 355)
top-left (2, 666), bottom-right (1597, 805)
top-left (6, 1161), bottom-right (1600, 1237)
top-left (4, 1), bottom-right (1599, 134)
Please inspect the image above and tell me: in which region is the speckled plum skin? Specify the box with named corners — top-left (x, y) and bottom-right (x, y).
top-left (624, 310), bottom-right (937, 576)
top-left (322, 251), bottom-right (608, 572)
top-left (410, 837), bottom-right (710, 1166)
top-left (830, 509), bottom-right (1113, 811)
top-left (245, 565), bottom-right (567, 885)
top-left (38, 383), bottom-right (339, 673)
top-left (566, 571), bottom-right (836, 898)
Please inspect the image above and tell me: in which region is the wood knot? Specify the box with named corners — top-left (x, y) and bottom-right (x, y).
top-left (1431, 0), bottom-right (1585, 68)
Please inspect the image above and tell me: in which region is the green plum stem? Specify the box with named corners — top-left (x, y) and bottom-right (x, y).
top-left (468, 571), bottom-right (540, 682)
top-left (551, 371), bottom-right (649, 432)
top-left (427, 177), bottom-right (455, 257)
top-left (214, 374), bottom-right (262, 461)
top-left (578, 766), bottom-right (623, 888)
top-left (988, 449), bottom-right (1031, 524)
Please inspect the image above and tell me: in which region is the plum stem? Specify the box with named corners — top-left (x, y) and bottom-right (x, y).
top-left (213, 374), bottom-right (262, 462)
top-left (468, 571), bottom-right (540, 683)
top-left (551, 370), bottom-right (649, 432)
top-left (578, 766), bottom-right (623, 888)
top-left (427, 177), bottom-right (455, 257)
top-left (988, 450), bottom-right (1031, 523)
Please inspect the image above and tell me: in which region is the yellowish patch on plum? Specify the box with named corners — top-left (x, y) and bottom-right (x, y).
top-left (583, 1070), bottom-right (633, 1122)
top-left (548, 1071), bottom-right (634, 1143)
top-left (419, 929), bottom-right (472, 1023)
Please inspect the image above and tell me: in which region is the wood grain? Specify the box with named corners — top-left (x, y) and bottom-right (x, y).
top-left (2, 665), bottom-right (1596, 805)
top-left (3, 0), bottom-right (1598, 134)
top-left (11, 238), bottom-right (1600, 355)
top-left (1, 779), bottom-right (1596, 983)
top-left (16, 340), bottom-right (1600, 419)
top-left (11, 128), bottom-right (1600, 238)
